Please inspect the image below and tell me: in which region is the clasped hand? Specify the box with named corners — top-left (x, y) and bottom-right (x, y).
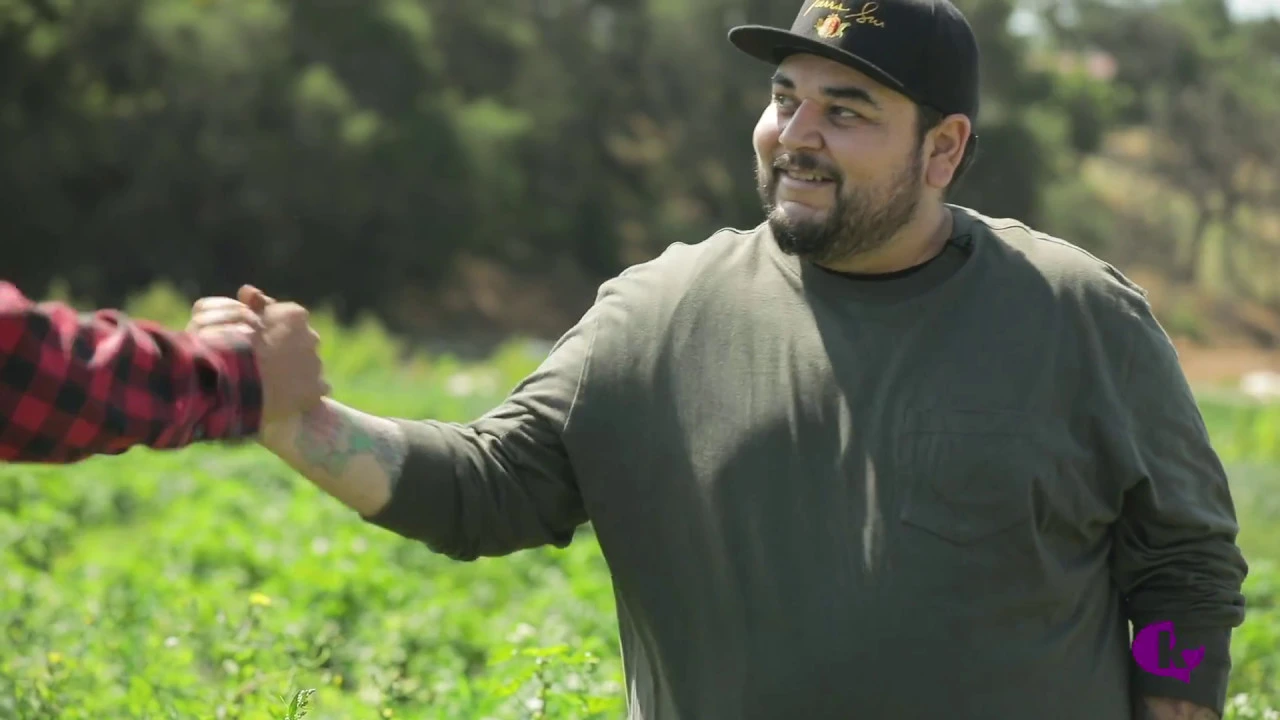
top-left (188, 285), bottom-right (330, 425)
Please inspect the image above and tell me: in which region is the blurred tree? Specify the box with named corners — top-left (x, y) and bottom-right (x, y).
top-left (1038, 0), bottom-right (1280, 288)
top-left (2, 0), bottom-right (1278, 332)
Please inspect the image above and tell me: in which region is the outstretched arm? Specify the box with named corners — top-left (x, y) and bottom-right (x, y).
top-left (191, 282), bottom-right (608, 561)
top-left (255, 319), bottom-right (598, 561)
top-left (257, 399), bottom-right (406, 517)
top-left (0, 281), bottom-right (262, 463)
top-left (259, 368), bottom-right (591, 561)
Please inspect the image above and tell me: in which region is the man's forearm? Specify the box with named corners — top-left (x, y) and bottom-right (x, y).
top-left (1142, 697), bottom-right (1219, 720)
top-left (258, 398), bottom-right (407, 517)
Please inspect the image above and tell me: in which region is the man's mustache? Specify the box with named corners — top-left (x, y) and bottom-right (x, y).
top-left (771, 152), bottom-right (840, 181)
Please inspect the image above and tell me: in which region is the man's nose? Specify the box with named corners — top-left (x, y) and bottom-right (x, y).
top-left (778, 101), bottom-right (824, 151)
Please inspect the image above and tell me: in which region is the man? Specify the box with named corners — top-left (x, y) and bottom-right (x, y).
top-left (1, 281), bottom-right (328, 463)
top-left (189, 0), bottom-right (1247, 718)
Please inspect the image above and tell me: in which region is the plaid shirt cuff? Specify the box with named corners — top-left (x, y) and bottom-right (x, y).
top-left (194, 342), bottom-right (264, 442)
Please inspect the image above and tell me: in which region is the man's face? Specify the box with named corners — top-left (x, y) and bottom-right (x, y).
top-left (753, 54), bottom-right (928, 266)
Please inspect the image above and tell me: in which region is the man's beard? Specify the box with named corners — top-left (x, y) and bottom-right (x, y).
top-left (757, 146), bottom-right (924, 267)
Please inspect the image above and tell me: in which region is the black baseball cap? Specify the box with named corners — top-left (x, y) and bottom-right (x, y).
top-left (727, 0), bottom-right (982, 124)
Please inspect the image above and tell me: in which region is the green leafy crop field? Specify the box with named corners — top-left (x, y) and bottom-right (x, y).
top-left (3, 291), bottom-right (1279, 719)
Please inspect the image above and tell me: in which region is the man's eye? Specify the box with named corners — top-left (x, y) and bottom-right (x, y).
top-left (831, 106), bottom-right (861, 119)
top-left (773, 94), bottom-right (797, 111)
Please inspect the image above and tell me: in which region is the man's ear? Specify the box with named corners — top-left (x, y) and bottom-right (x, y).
top-left (924, 114), bottom-right (972, 189)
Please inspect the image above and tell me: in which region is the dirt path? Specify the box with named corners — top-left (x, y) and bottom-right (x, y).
top-left (1173, 342), bottom-right (1280, 387)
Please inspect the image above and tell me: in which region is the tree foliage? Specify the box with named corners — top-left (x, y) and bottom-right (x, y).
top-left (3, 0), bottom-right (1277, 330)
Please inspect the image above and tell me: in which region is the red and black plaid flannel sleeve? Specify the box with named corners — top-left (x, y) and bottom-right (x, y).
top-left (0, 282), bottom-right (264, 463)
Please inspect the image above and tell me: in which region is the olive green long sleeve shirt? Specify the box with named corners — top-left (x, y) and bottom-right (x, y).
top-left (364, 205), bottom-right (1248, 719)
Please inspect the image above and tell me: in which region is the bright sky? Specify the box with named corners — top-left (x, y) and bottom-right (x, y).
top-left (1010, 0), bottom-right (1278, 37)
top-left (1231, 0), bottom-right (1280, 18)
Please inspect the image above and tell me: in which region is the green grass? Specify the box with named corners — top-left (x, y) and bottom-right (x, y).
top-left (0, 447), bottom-right (623, 720)
top-left (2, 292), bottom-right (1280, 719)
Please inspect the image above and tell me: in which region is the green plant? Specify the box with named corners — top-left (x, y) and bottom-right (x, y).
top-left (1, 283), bottom-right (1276, 719)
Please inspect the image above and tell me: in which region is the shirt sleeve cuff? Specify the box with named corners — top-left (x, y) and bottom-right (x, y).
top-left (359, 419), bottom-right (463, 552)
top-left (1130, 625), bottom-right (1233, 718)
top-left (198, 342), bottom-right (264, 441)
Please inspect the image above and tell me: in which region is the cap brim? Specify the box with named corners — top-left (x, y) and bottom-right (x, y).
top-left (727, 25), bottom-right (914, 103)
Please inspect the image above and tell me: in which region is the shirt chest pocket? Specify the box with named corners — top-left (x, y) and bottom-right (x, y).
top-left (896, 409), bottom-right (1046, 545)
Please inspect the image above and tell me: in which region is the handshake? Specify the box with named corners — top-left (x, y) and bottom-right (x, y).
top-left (188, 285), bottom-right (330, 426)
